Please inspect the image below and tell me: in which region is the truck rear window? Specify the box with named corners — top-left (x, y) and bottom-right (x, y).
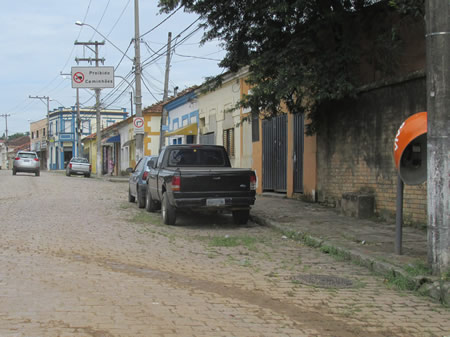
top-left (168, 148), bottom-right (227, 167)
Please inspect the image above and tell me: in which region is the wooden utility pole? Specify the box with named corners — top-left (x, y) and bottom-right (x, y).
top-left (134, 0), bottom-right (144, 162)
top-left (160, 32), bottom-right (172, 151)
top-left (74, 40), bottom-right (105, 177)
top-left (425, 0), bottom-right (450, 275)
top-left (29, 95), bottom-right (49, 169)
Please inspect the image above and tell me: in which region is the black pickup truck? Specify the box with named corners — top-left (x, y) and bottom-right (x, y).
top-left (144, 145), bottom-right (256, 225)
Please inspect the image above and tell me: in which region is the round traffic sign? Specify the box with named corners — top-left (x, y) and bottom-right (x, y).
top-left (134, 117), bottom-right (144, 128)
top-left (73, 72), bottom-right (85, 83)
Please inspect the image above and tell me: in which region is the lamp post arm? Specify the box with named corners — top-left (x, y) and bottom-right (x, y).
top-left (115, 76), bottom-right (135, 96)
top-left (76, 22), bottom-right (134, 62)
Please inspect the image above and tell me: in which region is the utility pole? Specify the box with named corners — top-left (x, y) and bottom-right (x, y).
top-left (1, 114), bottom-right (10, 169)
top-left (130, 91), bottom-right (134, 116)
top-left (75, 40), bottom-right (105, 178)
top-left (134, 0), bottom-right (144, 162)
top-left (29, 95), bottom-right (50, 169)
top-left (159, 32), bottom-right (172, 151)
top-left (76, 88), bottom-right (81, 157)
top-left (425, 0), bottom-right (450, 275)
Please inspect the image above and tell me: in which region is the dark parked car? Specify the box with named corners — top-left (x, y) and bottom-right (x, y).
top-left (145, 145), bottom-right (256, 225)
top-left (13, 151), bottom-right (40, 176)
top-left (127, 155), bottom-right (158, 208)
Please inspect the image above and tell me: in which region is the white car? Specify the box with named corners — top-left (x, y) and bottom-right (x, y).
top-left (13, 151), bottom-right (40, 176)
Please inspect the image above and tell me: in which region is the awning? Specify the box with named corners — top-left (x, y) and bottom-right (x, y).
top-left (165, 123), bottom-right (198, 137)
top-left (122, 138), bottom-right (135, 147)
top-left (106, 135), bottom-right (120, 143)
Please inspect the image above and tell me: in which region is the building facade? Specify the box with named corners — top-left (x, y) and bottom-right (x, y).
top-left (163, 89), bottom-right (199, 146)
top-left (48, 107), bottom-right (127, 170)
top-left (30, 118), bottom-right (48, 170)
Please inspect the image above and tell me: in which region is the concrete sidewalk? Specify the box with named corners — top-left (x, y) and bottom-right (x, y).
top-left (250, 194), bottom-right (449, 304)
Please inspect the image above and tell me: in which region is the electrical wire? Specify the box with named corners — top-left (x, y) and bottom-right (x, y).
top-left (140, 6), bottom-right (182, 38)
top-left (107, 0), bottom-right (131, 37)
top-left (91, 0), bottom-right (111, 40)
top-left (174, 51), bottom-right (221, 61)
top-left (140, 74), bottom-right (161, 101)
top-left (141, 21), bottom-right (202, 69)
top-left (115, 40), bottom-right (134, 69)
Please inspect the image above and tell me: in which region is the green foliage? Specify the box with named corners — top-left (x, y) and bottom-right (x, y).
top-left (208, 235), bottom-right (259, 250)
top-left (4, 132), bottom-right (28, 140)
top-left (388, 0), bottom-right (424, 17)
top-left (158, 0), bottom-right (423, 133)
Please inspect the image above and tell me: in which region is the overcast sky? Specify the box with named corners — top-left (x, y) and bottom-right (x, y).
top-left (0, 1), bottom-right (225, 135)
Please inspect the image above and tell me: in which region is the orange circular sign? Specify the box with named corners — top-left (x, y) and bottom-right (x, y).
top-left (393, 111), bottom-right (427, 170)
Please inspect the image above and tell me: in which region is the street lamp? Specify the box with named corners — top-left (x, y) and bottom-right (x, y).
top-left (75, 21), bottom-right (133, 62)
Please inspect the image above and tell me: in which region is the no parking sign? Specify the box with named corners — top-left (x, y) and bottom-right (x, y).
top-left (133, 117), bottom-right (145, 134)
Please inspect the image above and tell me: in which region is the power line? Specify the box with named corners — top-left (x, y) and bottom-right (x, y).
top-left (115, 40), bottom-right (134, 69)
top-left (140, 6), bottom-right (182, 38)
top-left (174, 51), bottom-right (221, 61)
top-left (140, 74), bottom-right (160, 101)
top-left (107, 0), bottom-right (132, 37)
top-left (91, 0), bottom-right (111, 40)
top-left (141, 21), bottom-right (202, 69)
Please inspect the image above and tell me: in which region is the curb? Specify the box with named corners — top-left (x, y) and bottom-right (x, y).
top-left (250, 213), bottom-right (449, 305)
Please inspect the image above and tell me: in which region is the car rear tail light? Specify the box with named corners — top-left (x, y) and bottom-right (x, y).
top-left (172, 175), bottom-right (181, 191)
top-left (142, 171), bottom-right (149, 181)
top-left (250, 173), bottom-right (257, 190)
top-left (34, 158), bottom-right (39, 162)
top-left (69, 163), bottom-right (72, 169)
top-left (15, 157), bottom-right (20, 161)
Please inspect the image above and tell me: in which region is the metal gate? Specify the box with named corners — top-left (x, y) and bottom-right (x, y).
top-left (293, 113), bottom-right (304, 193)
top-left (199, 132), bottom-right (215, 145)
top-left (262, 115), bottom-right (287, 192)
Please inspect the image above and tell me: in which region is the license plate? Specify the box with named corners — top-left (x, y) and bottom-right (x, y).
top-left (206, 198), bottom-right (225, 206)
top-left (23, 160), bottom-right (30, 162)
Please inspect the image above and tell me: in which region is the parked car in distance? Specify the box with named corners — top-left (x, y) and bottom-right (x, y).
top-left (127, 155), bottom-right (158, 208)
top-left (13, 151), bottom-right (40, 176)
top-left (66, 157), bottom-right (91, 177)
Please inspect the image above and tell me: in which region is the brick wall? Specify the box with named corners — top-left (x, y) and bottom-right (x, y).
top-left (316, 75), bottom-right (427, 226)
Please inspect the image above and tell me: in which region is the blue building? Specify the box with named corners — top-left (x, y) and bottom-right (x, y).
top-left (163, 88), bottom-right (199, 145)
top-left (48, 106), bottom-right (127, 170)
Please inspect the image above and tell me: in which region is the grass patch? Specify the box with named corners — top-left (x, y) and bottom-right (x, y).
top-left (320, 245), bottom-right (351, 261)
top-left (129, 212), bottom-right (161, 225)
top-left (385, 272), bottom-right (417, 291)
top-left (208, 235), bottom-right (259, 251)
top-left (404, 260), bottom-right (432, 277)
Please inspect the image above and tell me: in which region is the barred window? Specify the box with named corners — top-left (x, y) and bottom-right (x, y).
top-left (223, 128), bottom-right (235, 157)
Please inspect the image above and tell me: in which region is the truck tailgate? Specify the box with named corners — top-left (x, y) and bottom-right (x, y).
top-left (179, 168), bottom-right (253, 192)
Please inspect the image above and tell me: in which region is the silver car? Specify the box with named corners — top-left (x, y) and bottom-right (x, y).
top-left (13, 151), bottom-right (40, 176)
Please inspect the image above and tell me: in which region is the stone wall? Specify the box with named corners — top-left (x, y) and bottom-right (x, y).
top-left (316, 75), bottom-right (427, 226)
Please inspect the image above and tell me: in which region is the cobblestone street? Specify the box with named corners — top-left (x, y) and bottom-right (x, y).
top-left (0, 170), bottom-right (448, 337)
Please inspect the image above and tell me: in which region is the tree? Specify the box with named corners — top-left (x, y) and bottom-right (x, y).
top-left (158, 0), bottom-right (424, 133)
top-left (8, 133), bottom-right (28, 141)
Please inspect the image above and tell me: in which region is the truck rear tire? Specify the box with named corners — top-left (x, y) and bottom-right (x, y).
top-left (232, 210), bottom-right (250, 225)
top-left (145, 187), bottom-right (157, 212)
top-left (162, 193), bottom-right (176, 225)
